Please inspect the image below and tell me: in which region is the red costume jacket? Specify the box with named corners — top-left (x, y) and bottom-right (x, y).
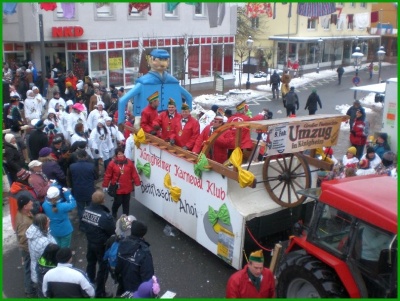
top-left (226, 265), bottom-right (275, 298)
top-left (174, 116), bottom-right (200, 150)
top-left (103, 157), bottom-right (141, 194)
top-left (350, 118), bottom-right (367, 146)
top-left (140, 105), bottom-right (159, 133)
top-left (192, 124), bottom-right (234, 164)
top-left (153, 111), bottom-right (181, 140)
top-left (65, 75), bottom-right (78, 90)
top-left (227, 113), bottom-right (254, 149)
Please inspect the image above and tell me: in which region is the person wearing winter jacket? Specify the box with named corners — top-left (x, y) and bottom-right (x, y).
top-left (349, 109), bottom-right (367, 159)
top-left (38, 147), bottom-right (67, 187)
top-left (26, 213), bottom-right (57, 285)
top-left (81, 190), bottom-right (115, 298)
top-left (304, 89), bottom-right (322, 115)
top-left (42, 186), bottom-right (76, 247)
top-left (28, 160), bottom-right (51, 204)
top-left (269, 70), bottom-right (281, 99)
top-left (4, 133), bottom-right (26, 182)
top-left (373, 132), bottom-right (391, 159)
top-left (89, 119), bottom-right (114, 173)
top-left (103, 147), bottom-right (141, 218)
top-left (115, 221), bottom-right (154, 295)
top-left (283, 86), bottom-right (299, 116)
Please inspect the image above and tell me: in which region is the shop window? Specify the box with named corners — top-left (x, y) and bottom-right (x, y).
top-left (90, 51), bottom-right (108, 86)
top-left (164, 3), bottom-right (179, 19)
top-left (251, 17), bottom-right (259, 29)
top-left (108, 50), bottom-right (124, 87)
top-left (67, 53), bottom-right (87, 81)
top-left (200, 45), bottom-right (211, 77)
top-left (224, 44), bottom-right (234, 74)
top-left (188, 45), bottom-right (200, 79)
top-left (124, 49), bottom-right (140, 85)
top-left (337, 14), bottom-right (346, 31)
top-left (172, 47), bottom-right (185, 80)
top-left (321, 15), bottom-right (330, 30)
top-left (213, 45), bottom-right (223, 74)
top-left (307, 18), bottom-right (317, 30)
top-left (94, 3), bottom-right (115, 20)
top-left (55, 2), bottom-right (77, 20)
top-left (350, 3), bottom-right (356, 8)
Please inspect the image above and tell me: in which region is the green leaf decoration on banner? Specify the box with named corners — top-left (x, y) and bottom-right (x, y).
top-left (217, 203), bottom-right (231, 226)
top-left (208, 206), bottom-right (218, 226)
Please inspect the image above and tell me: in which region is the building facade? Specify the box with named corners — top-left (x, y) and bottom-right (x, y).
top-left (3, 3), bottom-right (237, 90)
top-left (246, 3), bottom-right (386, 71)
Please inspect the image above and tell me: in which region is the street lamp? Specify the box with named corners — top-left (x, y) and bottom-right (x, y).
top-left (351, 46), bottom-right (363, 76)
top-left (245, 36), bottom-right (254, 90)
top-left (377, 46), bottom-right (386, 83)
top-left (316, 38), bottom-right (323, 73)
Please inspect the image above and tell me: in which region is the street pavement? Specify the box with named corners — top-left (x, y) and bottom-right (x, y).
top-left (2, 65), bottom-right (397, 298)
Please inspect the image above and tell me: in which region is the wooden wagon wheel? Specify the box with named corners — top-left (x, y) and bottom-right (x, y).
top-left (263, 153), bottom-right (311, 208)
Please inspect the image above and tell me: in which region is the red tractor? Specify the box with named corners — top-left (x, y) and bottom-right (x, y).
top-left (275, 175), bottom-right (397, 298)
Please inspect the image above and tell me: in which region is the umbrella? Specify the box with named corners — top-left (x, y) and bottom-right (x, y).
top-left (297, 3), bottom-right (336, 18)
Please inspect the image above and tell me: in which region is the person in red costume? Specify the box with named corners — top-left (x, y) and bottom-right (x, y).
top-left (102, 147), bottom-right (141, 219)
top-left (192, 114), bottom-right (233, 164)
top-left (226, 249), bottom-right (275, 298)
top-left (141, 91), bottom-right (160, 134)
top-left (152, 98), bottom-right (181, 141)
top-left (173, 103), bottom-right (200, 150)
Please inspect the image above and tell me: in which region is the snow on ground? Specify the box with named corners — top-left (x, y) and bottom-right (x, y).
top-left (2, 212), bottom-right (17, 254)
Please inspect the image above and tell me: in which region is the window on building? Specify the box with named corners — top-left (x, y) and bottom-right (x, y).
top-left (251, 17), bottom-right (259, 29)
top-left (338, 3), bottom-right (345, 7)
top-left (307, 18), bottom-right (317, 30)
top-left (224, 44), bottom-right (234, 74)
top-left (94, 3), bottom-right (114, 19)
top-left (360, 3), bottom-right (366, 8)
top-left (124, 49), bottom-right (140, 85)
top-left (90, 51), bottom-right (108, 86)
top-left (337, 14), bottom-right (346, 30)
top-left (164, 3), bottom-right (179, 19)
top-left (188, 45), bottom-right (200, 79)
top-left (321, 15), bottom-right (330, 30)
top-left (350, 3), bottom-right (356, 8)
top-left (55, 2), bottom-right (77, 20)
top-left (213, 45), bottom-right (223, 73)
top-left (194, 3), bottom-right (205, 16)
top-left (201, 45), bottom-right (212, 77)
top-left (172, 47), bottom-right (185, 80)
top-left (108, 50), bottom-right (124, 87)
top-left (347, 14), bottom-right (354, 30)
top-left (128, 5), bottom-right (146, 19)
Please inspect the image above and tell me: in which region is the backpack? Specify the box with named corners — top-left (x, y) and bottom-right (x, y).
top-left (103, 239), bottom-right (120, 273)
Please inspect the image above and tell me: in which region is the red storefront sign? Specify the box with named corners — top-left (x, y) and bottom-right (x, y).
top-left (52, 26), bottom-right (84, 38)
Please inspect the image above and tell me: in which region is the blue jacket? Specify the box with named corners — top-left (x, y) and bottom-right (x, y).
top-left (42, 190), bottom-right (76, 237)
top-left (69, 160), bottom-right (97, 202)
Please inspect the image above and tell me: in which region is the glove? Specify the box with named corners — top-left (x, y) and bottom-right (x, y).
top-left (182, 146), bottom-right (188, 150)
top-left (170, 139), bottom-right (175, 146)
top-left (103, 187), bottom-right (108, 192)
top-left (62, 187), bottom-right (68, 192)
top-left (153, 125), bottom-right (161, 130)
top-left (150, 130), bottom-right (157, 135)
top-left (94, 149), bottom-right (99, 155)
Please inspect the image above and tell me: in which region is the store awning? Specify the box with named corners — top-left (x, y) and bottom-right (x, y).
top-left (268, 35), bottom-right (381, 42)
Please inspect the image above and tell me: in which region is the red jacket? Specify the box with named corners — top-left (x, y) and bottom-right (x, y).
top-left (226, 265), bottom-right (275, 298)
top-left (227, 113), bottom-right (254, 149)
top-left (350, 118), bottom-right (367, 146)
top-left (140, 105), bottom-right (159, 133)
top-left (174, 116), bottom-right (200, 150)
top-left (192, 124), bottom-right (234, 164)
top-left (65, 75), bottom-right (78, 90)
top-left (103, 157), bottom-right (141, 194)
top-left (153, 111), bottom-right (181, 140)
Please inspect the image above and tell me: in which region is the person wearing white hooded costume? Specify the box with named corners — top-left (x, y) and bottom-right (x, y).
top-left (87, 101), bottom-right (108, 132)
top-left (57, 100), bottom-right (73, 142)
top-left (47, 91), bottom-right (66, 111)
top-left (67, 103), bottom-right (88, 137)
top-left (43, 108), bottom-right (60, 131)
top-left (89, 119), bottom-right (114, 172)
top-left (104, 116), bottom-right (124, 155)
top-left (24, 90), bottom-right (43, 123)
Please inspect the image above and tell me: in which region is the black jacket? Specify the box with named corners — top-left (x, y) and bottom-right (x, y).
top-left (70, 160), bottom-right (97, 202)
top-left (304, 92), bottom-right (322, 111)
top-left (4, 142), bottom-right (25, 180)
top-left (115, 236), bottom-right (154, 292)
top-left (284, 91), bottom-right (299, 109)
top-left (28, 129), bottom-right (49, 160)
top-left (270, 73), bottom-right (281, 86)
top-left (81, 203), bottom-right (115, 246)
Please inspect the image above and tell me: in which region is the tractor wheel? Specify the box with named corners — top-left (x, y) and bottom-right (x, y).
top-left (276, 253), bottom-right (348, 298)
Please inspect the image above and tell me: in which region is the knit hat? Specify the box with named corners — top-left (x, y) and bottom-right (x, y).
top-left (66, 100), bottom-right (74, 106)
top-left (119, 87), bottom-right (125, 92)
top-left (116, 214), bottom-right (137, 237)
top-left (354, 99), bottom-right (361, 104)
top-left (382, 151), bottom-right (396, 167)
top-left (147, 91), bottom-right (159, 103)
top-left (17, 169), bottom-right (30, 181)
top-left (56, 248), bottom-right (73, 264)
top-left (47, 186), bottom-right (60, 199)
top-left (39, 147), bottom-right (52, 157)
top-left (130, 221), bottom-right (148, 238)
top-left (312, 88), bottom-right (317, 93)
top-left (4, 133), bottom-right (14, 143)
top-left (28, 160), bottom-right (42, 169)
top-left (181, 103), bottom-right (190, 111)
top-left (249, 249), bottom-right (264, 263)
top-left (133, 278), bottom-right (158, 298)
top-left (323, 147), bottom-right (333, 156)
top-left (236, 100), bottom-right (246, 111)
top-left (347, 146), bottom-right (357, 156)
top-left (359, 159), bottom-right (369, 169)
top-left (35, 119), bottom-right (45, 130)
top-left (366, 146), bottom-right (375, 155)
top-left (17, 195), bottom-right (31, 210)
top-left (290, 86), bottom-right (295, 90)
top-left (168, 98), bottom-right (176, 106)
